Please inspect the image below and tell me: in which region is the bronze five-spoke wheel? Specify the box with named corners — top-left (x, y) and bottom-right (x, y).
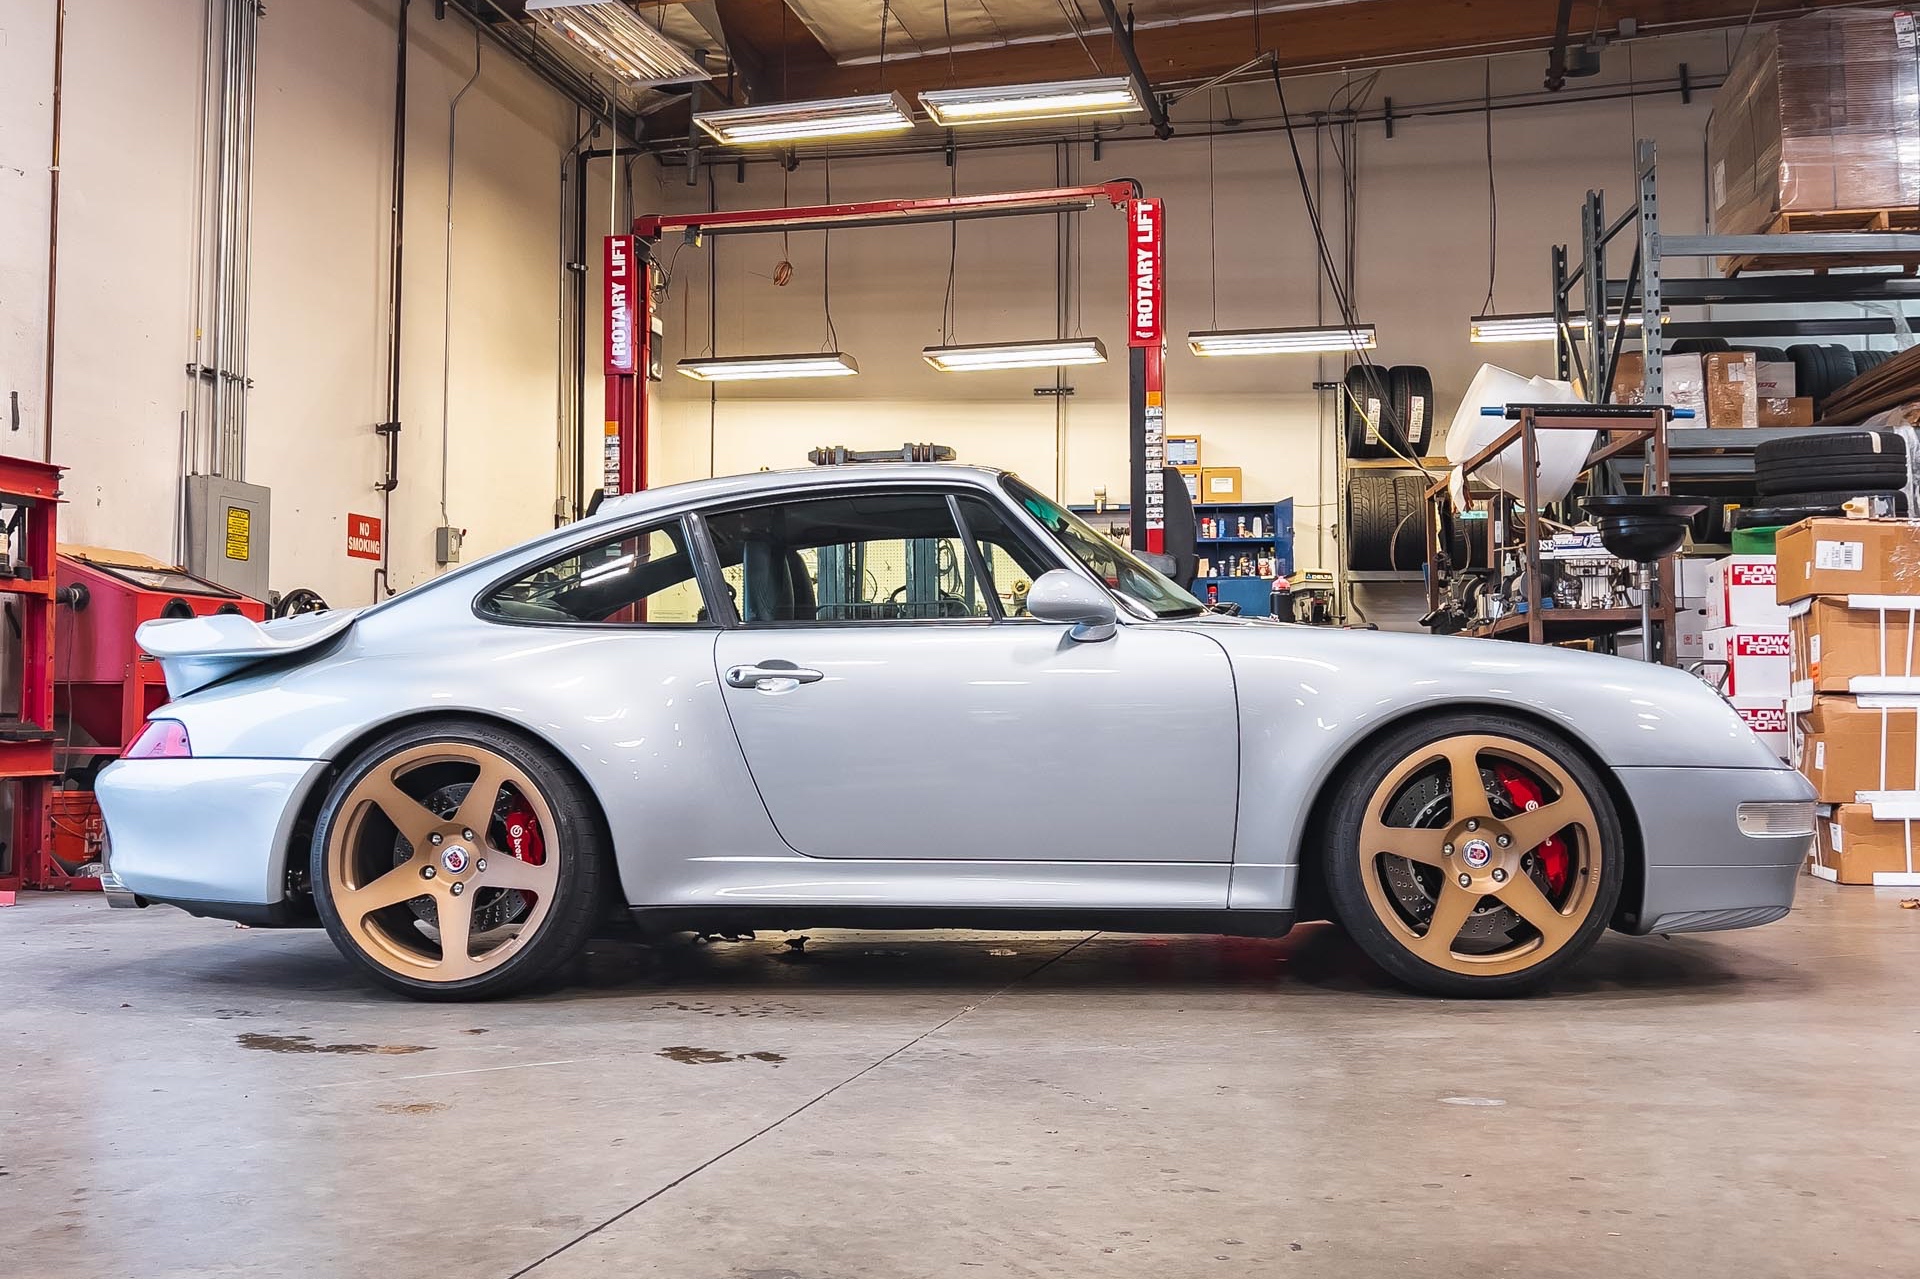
top-left (1323, 715), bottom-right (1625, 997)
top-left (311, 721), bottom-right (606, 1000)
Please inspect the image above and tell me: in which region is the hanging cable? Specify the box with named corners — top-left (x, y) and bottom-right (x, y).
top-left (822, 156), bottom-right (839, 352)
top-left (1207, 88), bottom-right (1218, 328)
top-left (1480, 58), bottom-right (1497, 316)
top-left (941, 151), bottom-right (958, 343)
top-left (876, 0), bottom-right (890, 89)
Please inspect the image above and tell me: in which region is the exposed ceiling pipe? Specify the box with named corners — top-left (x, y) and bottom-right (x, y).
top-left (374, 0), bottom-right (411, 599)
top-left (1545, 0), bottom-right (1575, 90)
top-left (1093, 0), bottom-right (1174, 139)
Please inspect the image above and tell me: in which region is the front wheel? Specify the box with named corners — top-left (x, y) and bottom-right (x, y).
top-left (1322, 715), bottom-right (1625, 997)
top-left (310, 720), bottom-right (606, 1000)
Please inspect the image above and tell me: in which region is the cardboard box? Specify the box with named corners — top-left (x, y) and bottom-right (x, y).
top-left (1167, 435), bottom-right (1201, 468)
top-left (1774, 518), bottom-right (1920, 603)
top-left (1757, 396), bottom-right (1815, 427)
top-left (1754, 361), bottom-right (1797, 398)
top-left (1612, 352), bottom-right (1706, 424)
top-left (1732, 697), bottom-right (1792, 759)
top-left (1811, 803), bottom-right (1920, 886)
top-left (1174, 466), bottom-right (1200, 500)
top-left (1788, 595), bottom-right (1920, 693)
top-left (1706, 626), bottom-right (1792, 696)
top-left (1707, 554), bottom-right (1788, 629)
top-left (1795, 694), bottom-right (1920, 802)
top-left (1705, 351), bottom-right (1759, 429)
top-left (1200, 467), bottom-right (1242, 503)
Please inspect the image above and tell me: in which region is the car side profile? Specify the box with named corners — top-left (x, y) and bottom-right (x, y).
top-left (96, 464), bottom-right (1815, 1000)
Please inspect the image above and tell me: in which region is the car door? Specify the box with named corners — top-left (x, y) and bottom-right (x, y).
top-left (704, 484), bottom-right (1239, 864)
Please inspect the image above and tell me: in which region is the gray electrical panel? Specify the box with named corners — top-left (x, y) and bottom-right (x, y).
top-left (185, 475), bottom-right (271, 601)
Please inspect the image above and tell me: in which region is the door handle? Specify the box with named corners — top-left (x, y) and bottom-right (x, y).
top-left (725, 662), bottom-right (826, 690)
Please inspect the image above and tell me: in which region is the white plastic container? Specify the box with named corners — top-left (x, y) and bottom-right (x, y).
top-left (1444, 365), bottom-right (1596, 504)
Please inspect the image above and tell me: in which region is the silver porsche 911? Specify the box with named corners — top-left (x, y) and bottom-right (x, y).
top-left (97, 464), bottom-right (1814, 1000)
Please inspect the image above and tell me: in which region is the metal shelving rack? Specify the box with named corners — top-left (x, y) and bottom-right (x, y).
top-left (1553, 138), bottom-right (1920, 478)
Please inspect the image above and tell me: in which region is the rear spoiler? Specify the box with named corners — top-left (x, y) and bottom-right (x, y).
top-left (137, 609), bottom-right (359, 697)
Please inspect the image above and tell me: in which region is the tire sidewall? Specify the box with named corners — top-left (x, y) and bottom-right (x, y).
top-left (1322, 713), bottom-right (1627, 998)
top-left (310, 719), bottom-right (603, 1000)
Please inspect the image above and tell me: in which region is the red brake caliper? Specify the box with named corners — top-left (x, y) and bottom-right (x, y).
top-left (1492, 763), bottom-right (1568, 896)
top-left (497, 794), bottom-right (546, 867)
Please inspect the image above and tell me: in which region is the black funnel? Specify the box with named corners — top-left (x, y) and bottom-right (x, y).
top-left (1582, 494), bottom-right (1708, 563)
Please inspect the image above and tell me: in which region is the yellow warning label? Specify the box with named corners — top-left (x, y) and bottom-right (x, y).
top-left (1146, 391), bottom-right (1164, 408)
top-left (225, 506), bottom-right (250, 561)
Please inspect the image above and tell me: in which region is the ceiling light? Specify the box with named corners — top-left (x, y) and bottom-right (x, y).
top-left (677, 353), bottom-right (860, 382)
top-left (919, 77), bottom-right (1142, 127)
top-left (1468, 312), bottom-right (1661, 343)
top-left (922, 337), bottom-right (1108, 372)
top-left (1187, 325), bottom-right (1378, 357)
top-left (694, 93), bottom-right (915, 146)
top-left (525, 0), bottom-right (710, 89)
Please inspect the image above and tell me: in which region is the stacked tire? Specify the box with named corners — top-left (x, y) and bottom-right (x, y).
top-left (1343, 364), bottom-right (1435, 460)
top-left (1346, 472), bottom-right (1429, 571)
top-left (1741, 429), bottom-right (1912, 528)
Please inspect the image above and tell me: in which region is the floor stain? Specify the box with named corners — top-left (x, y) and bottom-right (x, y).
top-left (376, 1102), bottom-right (449, 1115)
top-left (658, 1045), bottom-right (786, 1065)
top-left (237, 1033), bottom-right (429, 1056)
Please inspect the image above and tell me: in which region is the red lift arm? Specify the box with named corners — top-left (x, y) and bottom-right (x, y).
top-left (609, 181), bottom-right (1167, 550)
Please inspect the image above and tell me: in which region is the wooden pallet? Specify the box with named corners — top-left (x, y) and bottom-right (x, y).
top-left (1721, 207), bottom-right (1920, 276)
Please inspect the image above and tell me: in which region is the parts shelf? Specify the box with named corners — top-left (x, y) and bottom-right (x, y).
top-left (0, 456), bottom-right (65, 894)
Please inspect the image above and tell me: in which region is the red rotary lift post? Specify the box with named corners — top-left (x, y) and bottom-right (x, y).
top-left (607, 181), bottom-right (1167, 551)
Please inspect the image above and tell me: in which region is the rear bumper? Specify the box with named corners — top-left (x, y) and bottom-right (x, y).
top-left (1613, 765), bottom-right (1814, 935)
top-left (95, 757), bottom-right (328, 909)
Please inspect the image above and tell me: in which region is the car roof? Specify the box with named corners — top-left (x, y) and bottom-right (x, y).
top-left (588, 463), bottom-right (1011, 524)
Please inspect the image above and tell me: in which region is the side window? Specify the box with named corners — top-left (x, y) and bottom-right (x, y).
top-left (479, 521), bottom-right (709, 625)
top-left (955, 496), bottom-right (1055, 618)
top-left (705, 492), bottom-right (992, 623)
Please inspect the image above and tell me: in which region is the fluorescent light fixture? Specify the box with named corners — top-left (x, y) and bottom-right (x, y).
top-left (1469, 312), bottom-right (1659, 343)
top-left (525, 0), bottom-right (710, 89)
top-left (694, 93), bottom-right (914, 146)
top-left (579, 552), bottom-right (638, 585)
top-left (1187, 324), bottom-right (1377, 357)
top-left (677, 353), bottom-right (860, 382)
top-left (922, 337), bottom-right (1108, 372)
top-left (919, 76), bottom-right (1142, 127)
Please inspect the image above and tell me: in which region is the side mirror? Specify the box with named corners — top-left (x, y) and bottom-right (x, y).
top-left (1026, 569), bottom-right (1118, 642)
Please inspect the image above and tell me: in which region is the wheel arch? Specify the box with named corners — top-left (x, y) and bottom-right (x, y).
top-left (1287, 702), bottom-right (1645, 928)
top-left (278, 708), bottom-right (623, 910)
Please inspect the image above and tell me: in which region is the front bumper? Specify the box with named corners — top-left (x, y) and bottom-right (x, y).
top-left (95, 757), bottom-right (329, 910)
top-left (1613, 765), bottom-right (1815, 935)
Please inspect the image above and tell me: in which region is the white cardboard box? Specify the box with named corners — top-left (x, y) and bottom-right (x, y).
top-left (1731, 696), bottom-right (1791, 759)
top-left (1705, 625), bottom-right (1792, 697)
top-left (1755, 361), bottom-right (1797, 399)
top-left (1706, 554), bottom-right (1788, 629)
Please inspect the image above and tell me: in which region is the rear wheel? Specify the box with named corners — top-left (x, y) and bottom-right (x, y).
top-left (311, 721), bottom-right (606, 1000)
top-left (1323, 715), bottom-right (1624, 996)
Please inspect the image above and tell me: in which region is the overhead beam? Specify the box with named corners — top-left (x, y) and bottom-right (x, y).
top-left (779, 0), bottom-right (1858, 102)
top-left (1093, 0), bottom-right (1173, 139)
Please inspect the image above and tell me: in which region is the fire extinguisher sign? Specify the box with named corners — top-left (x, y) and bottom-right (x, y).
top-left (346, 513), bottom-right (383, 561)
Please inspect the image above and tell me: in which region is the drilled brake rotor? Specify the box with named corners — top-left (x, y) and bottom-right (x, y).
top-left (396, 781), bottom-right (533, 936)
top-left (1379, 766), bottom-right (1553, 952)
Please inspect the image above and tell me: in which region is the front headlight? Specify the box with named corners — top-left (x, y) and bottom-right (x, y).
top-left (1736, 801), bottom-right (1817, 837)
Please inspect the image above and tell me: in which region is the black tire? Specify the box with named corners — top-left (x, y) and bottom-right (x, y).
top-left (1390, 473), bottom-right (1428, 570)
top-left (1321, 713), bottom-right (1626, 998)
top-left (1343, 365), bottom-right (1397, 458)
top-left (1754, 428), bottom-right (1906, 467)
top-left (311, 719), bottom-right (607, 1001)
top-left (1738, 345), bottom-right (1789, 363)
top-left (1756, 459), bottom-right (1910, 495)
top-left (1346, 473), bottom-right (1396, 570)
top-left (1787, 345), bottom-right (1833, 407)
top-left (1388, 365), bottom-right (1435, 457)
top-left (1737, 491), bottom-right (1910, 525)
top-left (1852, 348), bottom-right (1895, 377)
top-left (1669, 337), bottom-right (1731, 354)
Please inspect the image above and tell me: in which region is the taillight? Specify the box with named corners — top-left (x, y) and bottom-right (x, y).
top-left (125, 719), bottom-right (192, 759)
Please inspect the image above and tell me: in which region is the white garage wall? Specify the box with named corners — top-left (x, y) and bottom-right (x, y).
top-left (0, 3), bottom-right (55, 457)
top-left (44, 0), bottom-right (583, 605)
top-left (641, 31), bottom-right (1729, 570)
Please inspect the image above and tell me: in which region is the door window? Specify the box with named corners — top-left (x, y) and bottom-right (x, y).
top-left (704, 492), bottom-right (995, 623)
top-left (954, 496), bottom-right (1055, 618)
top-left (478, 522), bottom-right (709, 624)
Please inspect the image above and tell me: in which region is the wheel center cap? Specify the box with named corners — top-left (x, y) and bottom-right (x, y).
top-left (441, 846), bottom-right (470, 874)
top-left (1460, 838), bottom-right (1494, 869)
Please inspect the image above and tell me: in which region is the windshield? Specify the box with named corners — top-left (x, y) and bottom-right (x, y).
top-left (1004, 477), bottom-right (1205, 619)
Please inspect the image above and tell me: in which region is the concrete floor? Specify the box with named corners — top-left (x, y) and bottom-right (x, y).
top-left (4, 884), bottom-right (1918, 1279)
